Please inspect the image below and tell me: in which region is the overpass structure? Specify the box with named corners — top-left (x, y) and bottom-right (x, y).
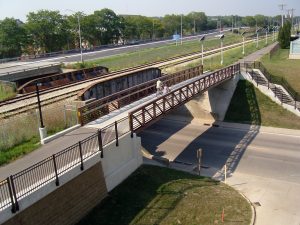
top-left (0, 63), bottom-right (240, 224)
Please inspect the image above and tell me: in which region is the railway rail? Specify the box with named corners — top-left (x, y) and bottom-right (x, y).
top-left (0, 37), bottom-right (261, 118)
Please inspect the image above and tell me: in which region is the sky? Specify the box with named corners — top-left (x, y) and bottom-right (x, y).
top-left (0, 0), bottom-right (299, 21)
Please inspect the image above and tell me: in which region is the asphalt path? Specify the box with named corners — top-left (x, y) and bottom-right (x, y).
top-left (140, 118), bottom-right (300, 225)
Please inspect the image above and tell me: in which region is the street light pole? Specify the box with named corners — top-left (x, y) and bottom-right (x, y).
top-left (77, 15), bottom-right (83, 63)
top-left (35, 83), bottom-right (44, 128)
top-left (67, 9), bottom-right (83, 63)
top-left (241, 32), bottom-right (246, 55)
top-left (219, 34), bottom-right (224, 65)
top-left (35, 83), bottom-right (47, 140)
top-left (200, 36), bottom-right (205, 65)
top-left (265, 29), bottom-right (268, 44)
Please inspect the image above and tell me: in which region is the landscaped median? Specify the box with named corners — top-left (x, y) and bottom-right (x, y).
top-left (77, 165), bottom-right (252, 225)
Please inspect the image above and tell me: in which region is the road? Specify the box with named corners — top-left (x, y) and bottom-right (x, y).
top-left (0, 29), bottom-right (228, 75)
top-left (140, 118), bottom-right (300, 225)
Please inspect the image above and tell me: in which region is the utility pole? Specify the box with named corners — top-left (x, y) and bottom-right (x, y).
top-left (279, 4), bottom-right (286, 26)
top-left (289, 9), bottom-right (296, 31)
top-left (181, 14), bottom-right (183, 45)
top-left (194, 19), bottom-right (196, 35)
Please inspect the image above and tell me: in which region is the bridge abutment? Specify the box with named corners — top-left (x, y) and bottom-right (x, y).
top-left (169, 74), bottom-right (240, 122)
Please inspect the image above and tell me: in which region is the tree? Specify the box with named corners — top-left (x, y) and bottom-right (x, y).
top-left (93, 9), bottom-right (123, 45)
top-left (0, 18), bottom-right (26, 58)
top-left (162, 14), bottom-right (181, 36)
top-left (254, 14), bottom-right (267, 28)
top-left (186, 12), bottom-right (207, 33)
top-left (278, 21), bottom-right (291, 49)
top-left (242, 16), bottom-right (256, 27)
top-left (25, 10), bottom-right (69, 53)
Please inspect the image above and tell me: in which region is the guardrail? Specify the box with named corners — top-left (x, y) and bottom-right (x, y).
top-left (0, 117), bottom-right (129, 213)
top-left (0, 63), bottom-right (62, 77)
top-left (78, 65), bottom-right (203, 126)
top-left (129, 64), bottom-right (240, 133)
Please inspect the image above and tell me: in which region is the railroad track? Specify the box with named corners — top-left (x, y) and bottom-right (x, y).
top-left (0, 37), bottom-right (263, 118)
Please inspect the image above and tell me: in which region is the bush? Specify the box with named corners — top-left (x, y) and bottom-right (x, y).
top-left (278, 21), bottom-right (291, 49)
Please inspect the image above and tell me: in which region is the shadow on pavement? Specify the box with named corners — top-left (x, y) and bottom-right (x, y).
top-left (140, 80), bottom-right (261, 178)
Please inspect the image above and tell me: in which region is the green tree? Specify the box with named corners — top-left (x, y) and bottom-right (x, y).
top-left (0, 18), bottom-right (26, 58)
top-left (25, 10), bottom-right (69, 53)
top-left (278, 21), bottom-right (291, 49)
top-left (242, 16), bottom-right (256, 27)
top-left (162, 14), bottom-right (181, 36)
top-left (93, 8), bottom-right (123, 45)
top-left (186, 12), bottom-right (207, 33)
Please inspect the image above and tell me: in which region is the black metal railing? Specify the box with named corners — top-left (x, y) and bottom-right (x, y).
top-left (242, 61), bottom-right (299, 108)
top-left (0, 117), bottom-right (130, 213)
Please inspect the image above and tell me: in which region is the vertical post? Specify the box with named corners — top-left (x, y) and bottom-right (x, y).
top-left (197, 149), bottom-right (202, 176)
top-left (181, 14), bottom-right (183, 45)
top-left (7, 177), bottom-right (16, 213)
top-left (115, 121), bottom-right (119, 146)
top-left (63, 105), bottom-right (67, 127)
top-left (35, 83), bottom-right (44, 128)
top-left (9, 176), bottom-right (19, 211)
top-left (77, 14), bottom-right (83, 63)
top-left (78, 141), bottom-right (84, 170)
top-left (220, 39), bottom-right (223, 65)
top-left (224, 164), bottom-right (227, 184)
top-left (256, 32), bottom-right (259, 48)
top-left (201, 42), bottom-right (204, 65)
top-left (242, 36), bottom-right (245, 55)
top-left (52, 155), bottom-right (60, 186)
top-left (98, 130), bottom-right (104, 158)
top-left (129, 113), bottom-right (134, 138)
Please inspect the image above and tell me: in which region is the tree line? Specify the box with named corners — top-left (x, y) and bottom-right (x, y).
top-left (0, 8), bottom-right (283, 59)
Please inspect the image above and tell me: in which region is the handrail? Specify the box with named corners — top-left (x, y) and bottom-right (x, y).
top-left (78, 65), bottom-right (203, 125)
top-left (0, 117), bottom-right (130, 213)
top-left (129, 64), bottom-right (240, 133)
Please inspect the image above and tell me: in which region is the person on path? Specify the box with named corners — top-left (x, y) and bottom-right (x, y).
top-left (156, 79), bottom-right (163, 95)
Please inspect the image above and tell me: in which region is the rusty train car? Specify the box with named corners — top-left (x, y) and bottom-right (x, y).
top-left (18, 66), bottom-right (109, 94)
top-left (77, 67), bottom-right (162, 101)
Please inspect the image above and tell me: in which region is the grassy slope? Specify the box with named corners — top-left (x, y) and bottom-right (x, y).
top-left (225, 80), bottom-right (300, 129)
top-left (77, 165), bottom-right (251, 225)
top-left (72, 33), bottom-right (248, 71)
top-left (261, 49), bottom-right (300, 94)
top-left (0, 82), bottom-right (16, 101)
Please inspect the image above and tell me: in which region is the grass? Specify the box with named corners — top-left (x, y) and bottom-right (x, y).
top-left (0, 136), bottom-right (40, 166)
top-left (225, 80), bottom-right (300, 129)
top-left (0, 102), bottom-right (78, 162)
top-left (77, 165), bottom-right (252, 225)
top-left (0, 82), bottom-right (16, 101)
top-left (68, 33), bottom-right (252, 71)
top-left (261, 49), bottom-right (300, 94)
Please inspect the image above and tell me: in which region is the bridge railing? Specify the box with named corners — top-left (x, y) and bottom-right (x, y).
top-left (129, 64), bottom-right (240, 133)
top-left (0, 117), bottom-right (129, 214)
top-left (78, 65), bottom-right (203, 126)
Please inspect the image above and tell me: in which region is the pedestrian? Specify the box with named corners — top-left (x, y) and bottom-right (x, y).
top-left (156, 79), bottom-right (162, 95)
top-left (163, 84), bottom-right (170, 95)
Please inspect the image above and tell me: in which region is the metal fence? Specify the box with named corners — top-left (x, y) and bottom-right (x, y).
top-left (0, 117), bottom-right (130, 213)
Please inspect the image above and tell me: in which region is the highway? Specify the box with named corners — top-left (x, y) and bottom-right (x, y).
top-left (0, 29), bottom-right (229, 75)
top-left (140, 118), bottom-right (300, 225)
